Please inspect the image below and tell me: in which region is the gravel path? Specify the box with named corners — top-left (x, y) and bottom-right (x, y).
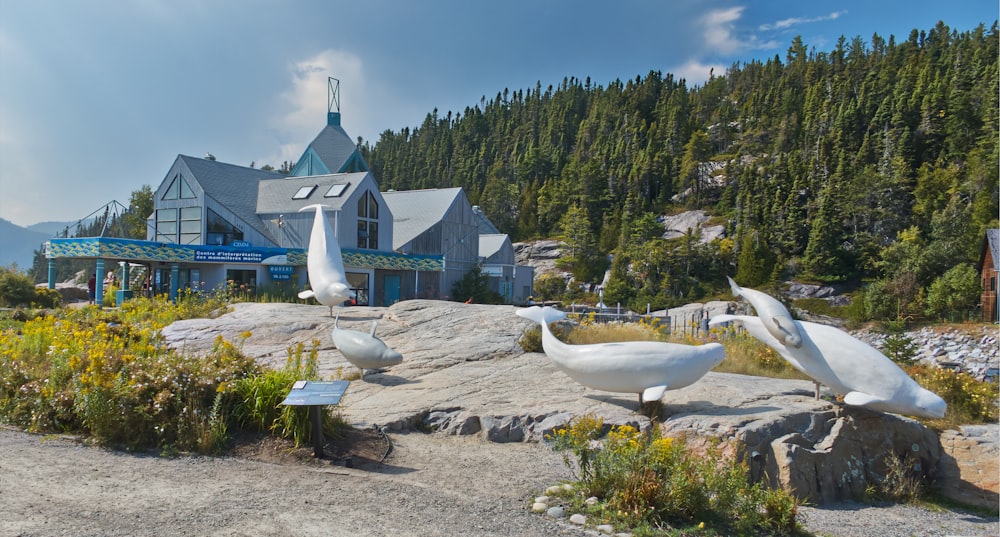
top-left (1, 428), bottom-right (996, 537)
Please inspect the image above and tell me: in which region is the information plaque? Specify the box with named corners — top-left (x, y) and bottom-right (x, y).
top-left (280, 380), bottom-right (350, 407)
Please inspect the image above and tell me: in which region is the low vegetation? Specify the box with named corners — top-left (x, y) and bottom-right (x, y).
top-left (548, 414), bottom-right (804, 536)
top-left (0, 294), bottom-right (343, 454)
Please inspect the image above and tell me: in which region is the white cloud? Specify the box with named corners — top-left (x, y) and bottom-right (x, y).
top-left (702, 7), bottom-right (746, 55)
top-left (671, 59), bottom-right (728, 87)
top-left (759, 10), bottom-right (848, 32)
top-left (269, 49), bottom-right (367, 165)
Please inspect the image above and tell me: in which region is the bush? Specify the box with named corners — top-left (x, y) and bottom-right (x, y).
top-left (0, 267), bottom-right (41, 307)
top-left (0, 296), bottom-right (257, 452)
top-left (925, 264), bottom-right (980, 321)
top-left (906, 365), bottom-right (999, 425)
top-left (548, 415), bottom-right (801, 535)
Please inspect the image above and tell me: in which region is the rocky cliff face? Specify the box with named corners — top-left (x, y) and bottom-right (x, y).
top-left (160, 300), bottom-right (997, 507)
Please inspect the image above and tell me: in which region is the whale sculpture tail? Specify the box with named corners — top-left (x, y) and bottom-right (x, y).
top-left (708, 314), bottom-right (738, 328)
top-left (726, 276), bottom-right (802, 348)
top-left (516, 306), bottom-right (567, 326)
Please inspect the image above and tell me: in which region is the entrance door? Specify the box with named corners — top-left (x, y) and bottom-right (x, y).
top-left (384, 274), bottom-right (401, 306)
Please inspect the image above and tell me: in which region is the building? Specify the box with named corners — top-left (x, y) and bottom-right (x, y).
top-left (45, 87), bottom-right (532, 307)
top-left (979, 228), bottom-right (999, 322)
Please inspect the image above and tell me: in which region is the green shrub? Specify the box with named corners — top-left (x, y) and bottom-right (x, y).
top-left (906, 365), bottom-right (999, 426)
top-left (925, 264), bottom-right (980, 321)
top-left (548, 414), bottom-right (801, 535)
top-left (0, 267), bottom-right (40, 307)
top-left (518, 326), bottom-right (543, 352)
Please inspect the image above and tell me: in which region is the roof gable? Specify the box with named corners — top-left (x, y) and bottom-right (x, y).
top-left (291, 124), bottom-right (368, 177)
top-left (382, 187), bottom-right (464, 250)
top-left (479, 233), bottom-right (511, 260)
top-left (984, 228), bottom-right (1000, 269)
top-left (174, 155), bottom-right (285, 243)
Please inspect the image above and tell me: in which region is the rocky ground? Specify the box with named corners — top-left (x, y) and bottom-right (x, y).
top-left (3, 300), bottom-right (998, 536)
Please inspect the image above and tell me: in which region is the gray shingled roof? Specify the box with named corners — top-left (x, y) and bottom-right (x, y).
top-left (178, 155), bottom-right (285, 243)
top-left (478, 233), bottom-right (508, 260)
top-left (382, 187), bottom-right (463, 250)
top-left (987, 228), bottom-right (1000, 268)
top-left (256, 172), bottom-right (368, 214)
top-left (297, 124), bottom-right (367, 174)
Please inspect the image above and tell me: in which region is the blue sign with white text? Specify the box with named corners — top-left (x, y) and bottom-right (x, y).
top-left (269, 265), bottom-right (295, 281)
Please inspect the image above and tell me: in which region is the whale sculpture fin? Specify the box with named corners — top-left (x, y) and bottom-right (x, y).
top-left (298, 290), bottom-right (315, 299)
top-left (370, 321), bottom-right (377, 337)
top-left (708, 314), bottom-right (738, 327)
top-left (726, 276), bottom-right (742, 297)
top-left (297, 203), bottom-right (333, 213)
top-left (642, 385), bottom-right (668, 403)
top-left (843, 391), bottom-right (887, 408)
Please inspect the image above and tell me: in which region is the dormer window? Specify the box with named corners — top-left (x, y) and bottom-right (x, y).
top-left (293, 185), bottom-right (317, 200)
top-left (325, 183), bottom-right (349, 198)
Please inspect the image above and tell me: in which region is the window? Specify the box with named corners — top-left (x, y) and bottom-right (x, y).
top-left (206, 208), bottom-right (244, 245)
top-left (155, 206), bottom-right (202, 244)
top-left (162, 174), bottom-right (196, 200)
top-left (155, 208), bottom-right (177, 242)
top-left (356, 191), bottom-right (379, 249)
top-left (293, 185), bottom-right (317, 200)
top-left (325, 183), bottom-right (349, 198)
top-left (179, 207), bottom-right (201, 244)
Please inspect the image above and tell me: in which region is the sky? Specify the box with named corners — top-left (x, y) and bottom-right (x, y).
top-left (0, 1), bottom-right (996, 228)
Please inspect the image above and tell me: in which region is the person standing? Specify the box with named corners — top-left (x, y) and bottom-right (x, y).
top-left (87, 274), bottom-right (96, 304)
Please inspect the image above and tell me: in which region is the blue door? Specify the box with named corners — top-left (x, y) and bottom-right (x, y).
top-left (384, 275), bottom-right (401, 306)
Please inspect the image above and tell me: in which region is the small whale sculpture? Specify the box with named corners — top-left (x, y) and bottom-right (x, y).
top-left (298, 204), bottom-right (355, 315)
top-left (517, 306), bottom-right (725, 404)
top-left (331, 315), bottom-right (403, 374)
top-left (727, 277), bottom-right (802, 348)
top-left (709, 314), bottom-right (947, 419)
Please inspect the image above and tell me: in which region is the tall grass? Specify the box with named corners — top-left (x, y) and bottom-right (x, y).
top-left (548, 415), bottom-right (802, 535)
top-left (227, 340), bottom-right (345, 447)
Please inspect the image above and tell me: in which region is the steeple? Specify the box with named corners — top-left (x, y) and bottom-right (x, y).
top-left (327, 76), bottom-right (341, 127)
top-left (289, 75), bottom-right (368, 176)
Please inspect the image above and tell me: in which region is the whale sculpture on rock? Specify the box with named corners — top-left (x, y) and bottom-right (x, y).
top-left (298, 204), bottom-right (354, 315)
top-left (331, 315), bottom-right (403, 375)
top-left (727, 276), bottom-right (802, 348)
top-left (516, 306), bottom-right (725, 404)
top-left (709, 314), bottom-right (947, 418)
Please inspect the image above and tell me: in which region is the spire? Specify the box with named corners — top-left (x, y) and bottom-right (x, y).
top-left (327, 77), bottom-right (341, 127)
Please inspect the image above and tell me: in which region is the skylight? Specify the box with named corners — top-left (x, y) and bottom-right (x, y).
top-left (325, 182), bottom-right (350, 197)
top-left (292, 185), bottom-right (317, 200)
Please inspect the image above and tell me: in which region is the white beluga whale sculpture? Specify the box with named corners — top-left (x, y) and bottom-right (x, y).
top-left (298, 204), bottom-right (355, 315)
top-left (709, 314), bottom-right (947, 419)
top-left (727, 276), bottom-right (802, 348)
top-left (331, 315), bottom-right (403, 376)
top-left (516, 306), bottom-right (725, 405)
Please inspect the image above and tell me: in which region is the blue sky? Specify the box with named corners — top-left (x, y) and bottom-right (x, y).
top-left (0, 1), bottom-right (996, 228)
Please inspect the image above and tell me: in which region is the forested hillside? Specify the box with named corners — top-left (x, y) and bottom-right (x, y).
top-left (364, 21), bottom-right (998, 318)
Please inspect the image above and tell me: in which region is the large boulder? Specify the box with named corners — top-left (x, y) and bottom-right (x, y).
top-left (159, 300), bottom-right (993, 506)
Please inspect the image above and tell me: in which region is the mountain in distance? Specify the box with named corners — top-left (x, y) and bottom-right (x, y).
top-left (27, 220), bottom-right (75, 236)
top-left (0, 218), bottom-right (54, 270)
